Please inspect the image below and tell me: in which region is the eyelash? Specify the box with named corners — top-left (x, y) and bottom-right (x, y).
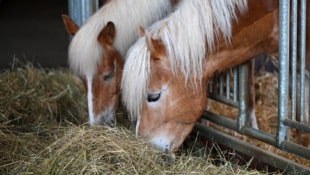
top-left (147, 92), bottom-right (161, 102)
top-left (103, 70), bottom-right (115, 81)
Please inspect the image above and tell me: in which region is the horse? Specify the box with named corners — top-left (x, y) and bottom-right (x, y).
top-left (121, 0), bottom-right (280, 152)
top-left (62, 0), bottom-right (180, 125)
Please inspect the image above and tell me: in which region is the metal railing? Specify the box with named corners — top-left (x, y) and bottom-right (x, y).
top-left (68, 0), bottom-right (99, 26)
top-left (199, 0), bottom-right (310, 173)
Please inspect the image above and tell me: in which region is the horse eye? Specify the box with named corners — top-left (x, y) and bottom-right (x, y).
top-left (147, 92), bottom-right (161, 102)
top-left (103, 71), bottom-right (114, 81)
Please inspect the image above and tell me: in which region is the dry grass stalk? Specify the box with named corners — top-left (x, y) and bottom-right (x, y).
top-left (0, 63), bottom-right (267, 174)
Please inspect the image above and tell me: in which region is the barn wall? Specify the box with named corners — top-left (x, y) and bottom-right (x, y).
top-left (0, 0), bottom-right (68, 69)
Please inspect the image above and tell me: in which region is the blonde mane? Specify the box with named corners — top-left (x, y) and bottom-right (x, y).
top-left (122, 0), bottom-right (248, 119)
top-left (68, 0), bottom-right (174, 77)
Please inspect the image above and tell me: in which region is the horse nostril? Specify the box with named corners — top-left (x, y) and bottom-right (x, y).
top-left (164, 148), bottom-right (169, 154)
top-left (147, 92), bottom-right (161, 102)
top-left (105, 117), bottom-right (116, 126)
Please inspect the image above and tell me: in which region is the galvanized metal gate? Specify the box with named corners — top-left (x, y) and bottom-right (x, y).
top-left (197, 0), bottom-right (310, 173)
top-left (68, 0), bottom-right (310, 173)
top-left (68, 0), bottom-right (99, 27)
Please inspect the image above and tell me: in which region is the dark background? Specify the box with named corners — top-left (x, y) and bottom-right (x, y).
top-left (0, 0), bottom-right (276, 72)
top-left (0, 0), bottom-right (69, 69)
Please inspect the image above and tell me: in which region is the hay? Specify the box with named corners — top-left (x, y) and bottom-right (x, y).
top-left (23, 125), bottom-right (262, 175)
top-left (0, 63), bottom-right (87, 173)
top-left (0, 63), bottom-right (266, 174)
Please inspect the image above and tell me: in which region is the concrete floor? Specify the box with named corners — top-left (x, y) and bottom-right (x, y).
top-left (0, 0), bottom-right (69, 69)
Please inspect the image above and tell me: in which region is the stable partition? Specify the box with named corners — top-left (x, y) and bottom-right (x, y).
top-left (199, 0), bottom-right (310, 173)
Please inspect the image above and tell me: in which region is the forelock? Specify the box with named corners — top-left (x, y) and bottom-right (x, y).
top-left (121, 38), bottom-right (150, 121)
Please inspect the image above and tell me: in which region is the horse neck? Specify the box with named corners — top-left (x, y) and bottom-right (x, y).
top-left (203, 3), bottom-right (279, 80)
top-left (232, 0), bottom-right (278, 35)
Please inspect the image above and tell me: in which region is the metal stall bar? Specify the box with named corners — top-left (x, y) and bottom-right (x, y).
top-left (208, 67), bottom-right (239, 107)
top-left (200, 0), bottom-right (310, 172)
top-left (290, 0), bottom-right (298, 122)
top-left (277, 0), bottom-right (290, 148)
top-left (195, 123), bottom-right (310, 174)
top-left (237, 63), bottom-right (249, 130)
top-left (226, 71), bottom-right (230, 99)
top-left (298, 0), bottom-right (307, 124)
top-left (233, 68), bottom-right (238, 101)
top-left (280, 0), bottom-right (310, 132)
top-left (68, 0), bottom-right (99, 26)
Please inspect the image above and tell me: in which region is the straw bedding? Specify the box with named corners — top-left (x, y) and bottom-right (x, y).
top-left (0, 62), bottom-right (292, 174)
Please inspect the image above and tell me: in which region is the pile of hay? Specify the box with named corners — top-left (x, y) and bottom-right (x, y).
top-left (0, 64), bottom-right (265, 174)
top-left (23, 126), bottom-right (261, 174)
top-left (0, 63), bottom-right (87, 173)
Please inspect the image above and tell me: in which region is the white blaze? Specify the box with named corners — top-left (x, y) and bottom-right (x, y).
top-left (86, 76), bottom-right (95, 125)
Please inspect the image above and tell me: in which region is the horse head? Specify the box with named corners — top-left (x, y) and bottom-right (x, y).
top-left (63, 15), bottom-right (123, 125)
top-left (122, 28), bottom-right (208, 152)
top-left (145, 33), bottom-right (209, 152)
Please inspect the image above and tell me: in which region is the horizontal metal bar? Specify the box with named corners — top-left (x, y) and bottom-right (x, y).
top-left (208, 95), bottom-right (239, 107)
top-left (195, 123), bottom-right (310, 174)
top-left (283, 119), bottom-right (310, 133)
top-left (202, 111), bottom-right (238, 131)
top-left (203, 111), bottom-right (277, 147)
top-left (242, 127), bottom-right (276, 146)
top-left (282, 140), bottom-right (310, 160)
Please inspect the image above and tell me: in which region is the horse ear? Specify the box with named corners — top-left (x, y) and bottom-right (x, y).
top-left (62, 14), bottom-right (79, 36)
top-left (98, 21), bottom-right (116, 45)
top-left (145, 33), bottom-right (164, 61)
top-left (138, 26), bottom-right (145, 37)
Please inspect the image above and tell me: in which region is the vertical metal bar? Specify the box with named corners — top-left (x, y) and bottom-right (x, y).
top-left (209, 80), bottom-right (213, 94)
top-left (278, 0), bottom-right (290, 148)
top-left (214, 75), bottom-right (218, 95)
top-left (226, 71), bottom-right (230, 99)
top-left (68, 0), bottom-right (99, 26)
top-left (238, 63), bottom-right (249, 130)
top-left (233, 68), bottom-right (238, 101)
top-left (220, 73), bottom-right (224, 95)
top-left (290, 0), bottom-right (298, 122)
top-left (299, 0), bottom-right (307, 124)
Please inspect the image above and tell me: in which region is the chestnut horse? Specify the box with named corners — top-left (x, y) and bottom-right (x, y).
top-left (62, 0), bottom-right (179, 125)
top-left (121, 0), bottom-right (279, 152)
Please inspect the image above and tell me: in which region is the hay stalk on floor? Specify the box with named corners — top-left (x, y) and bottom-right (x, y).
top-left (24, 125), bottom-right (263, 175)
top-left (0, 64), bottom-right (267, 174)
top-left (0, 63), bottom-right (87, 173)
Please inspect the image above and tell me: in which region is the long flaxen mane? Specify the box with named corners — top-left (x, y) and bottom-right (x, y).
top-left (68, 0), bottom-right (174, 77)
top-left (121, 0), bottom-right (248, 120)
